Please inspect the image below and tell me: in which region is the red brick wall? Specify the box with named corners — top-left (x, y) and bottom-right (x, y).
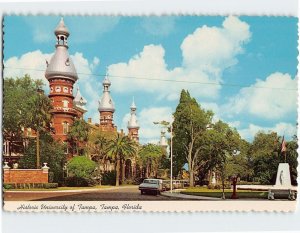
top-left (3, 169), bottom-right (49, 183)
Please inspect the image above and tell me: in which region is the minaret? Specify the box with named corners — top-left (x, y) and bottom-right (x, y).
top-left (73, 87), bottom-right (87, 119)
top-left (127, 97), bottom-right (139, 142)
top-left (45, 18), bottom-right (78, 142)
top-left (98, 75), bottom-right (116, 132)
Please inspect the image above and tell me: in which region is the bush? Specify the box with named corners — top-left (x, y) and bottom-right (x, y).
top-left (102, 171), bottom-right (116, 185)
top-left (67, 156), bottom-right (96, 179)
top-left (48, 172), bottom-right (54, 183)
top-left (122, 179), bottom-right (134, 185)
top-left (3, 183), bottom-right (15, 189)
top-left (3, 183), bottom-right (58, 189)
top-left (65, 177), bottom-right (96, 187)
top-left (43, 183), bottom-right (58, 189)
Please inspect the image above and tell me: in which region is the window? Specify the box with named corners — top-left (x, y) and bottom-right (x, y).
top-left (62, 100), bottom-right (69, 108)
top-left (63, 122), bottom-right (69, 135)
top-left (55, 86), bottom-right (61, 92)
top-left (63, 87), bottom-right (68, 93)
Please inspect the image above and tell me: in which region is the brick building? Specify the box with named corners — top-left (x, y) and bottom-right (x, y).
top-left (3, 18), bottom-right (140, 176)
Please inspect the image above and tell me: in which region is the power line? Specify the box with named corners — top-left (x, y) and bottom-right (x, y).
top-left (4, 66), bottom-right (298, 91)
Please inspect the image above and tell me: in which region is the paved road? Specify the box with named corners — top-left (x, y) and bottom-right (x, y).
top-left (4, 186), bottom-right (182, 201)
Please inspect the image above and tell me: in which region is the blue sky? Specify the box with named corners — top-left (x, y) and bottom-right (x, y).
top-left (3, 16), bottom-right (298, 143)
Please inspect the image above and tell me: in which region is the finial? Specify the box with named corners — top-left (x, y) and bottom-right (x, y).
top-left (131, 96), bottom-right (136, 110)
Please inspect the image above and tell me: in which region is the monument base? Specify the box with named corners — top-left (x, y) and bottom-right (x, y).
top-left (274, 163), bottom-right (292, 188)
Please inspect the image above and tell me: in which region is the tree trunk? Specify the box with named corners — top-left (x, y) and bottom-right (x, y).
top-left (36, 130), bottom-right (40, 168)
top-left (122, 159), bottom-right (125, 183)
top-left (140, 166), bottom-right (143, 178)
top-left (116, 157), bottom-right (120, 186)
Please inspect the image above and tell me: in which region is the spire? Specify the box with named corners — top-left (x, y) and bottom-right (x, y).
top-left (128, 97), bottom-right (139, 129)
top-left (98, 74), bottom-right (115, 113)
top-left (73, 86), bottom-right (87, 112)
top-left (130, 97), bottom-right (136, 110)
top-left (55, 17), bottom-right (70, 37)
top-left (45, 18), bottom-right (78, 82)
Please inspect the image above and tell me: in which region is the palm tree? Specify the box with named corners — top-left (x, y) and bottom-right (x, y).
top-left (26, 89), bottom-right (52, 168)
top-left (107, 134), bottom-right (137, 186)
top-left (68, 119), bottom-right (89, 155)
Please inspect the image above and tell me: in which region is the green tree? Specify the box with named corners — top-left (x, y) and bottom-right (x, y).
top-left (195, 120), bottom-right (239, 196)
top-left (3, 75), bottom-right (52, 168)
top-left (68, 118), bottom-right (89, 155)
top-left (107, 134), bottom-right (137, 186)
top-left (173, 90), bottom-right (213, 186)
top-left (19, 131), bottom-right (65, 183)
top-left (67, 156), bottom-right (97, 179)
top-left (250, 132), bottom-right (298, 185)
top-left (139, 143), bottom-right (164, 178)
top-left (250, 132), bottom-right (280, 184)
top-left (86, 130), bottom-right (116, 172)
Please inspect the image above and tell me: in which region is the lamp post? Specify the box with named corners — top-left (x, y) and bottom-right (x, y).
top-left (154, 120), bottom-right (173, 193)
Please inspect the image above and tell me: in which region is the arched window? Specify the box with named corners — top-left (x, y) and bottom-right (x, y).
top-left (62, 100), bottom-right (69, 108)
top-left (63, 122), bottom-right (69, 135)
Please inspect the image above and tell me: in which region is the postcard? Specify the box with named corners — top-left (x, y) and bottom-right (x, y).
top-left (2, 15), bottom-right (298, 212)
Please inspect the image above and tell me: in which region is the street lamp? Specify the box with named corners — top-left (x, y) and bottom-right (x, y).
top-left (154, 120), bottom-right (173, 193)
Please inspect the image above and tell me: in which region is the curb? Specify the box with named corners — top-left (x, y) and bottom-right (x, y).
top-left (161, 191), bottom-right (220, 200)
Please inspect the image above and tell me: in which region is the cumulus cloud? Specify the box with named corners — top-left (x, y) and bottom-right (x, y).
top-left (122, 106), bottom-right (173, 143)
top-left (4, 50), bottom-right (101, 123)
top-left (108, 16), bottom-right (251, 101)
top-left (4, 50), bottom-right (51, 82)
top-left (223, 72), bottom-right (297, 120)
top-left (238, 122), bottom-right (297, 141)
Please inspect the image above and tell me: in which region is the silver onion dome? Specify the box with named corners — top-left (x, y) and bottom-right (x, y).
top-left (45, 18), bottom-right (78, 82)
top-left (98, 76), bottom-right (115, 113)
top-left (128, 98), bottom-right (139, 129)
top-left (55, 17), bottom-right (70, 37)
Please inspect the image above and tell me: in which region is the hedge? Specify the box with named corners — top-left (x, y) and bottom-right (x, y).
top-left (3, 183), bottom-right (58, 189)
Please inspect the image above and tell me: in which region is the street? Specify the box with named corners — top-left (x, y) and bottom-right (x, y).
top-left (4, 186), bottom-right (182, 201)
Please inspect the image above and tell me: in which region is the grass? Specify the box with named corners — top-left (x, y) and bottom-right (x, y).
top-left (181, 187), bottom-right (268, 199)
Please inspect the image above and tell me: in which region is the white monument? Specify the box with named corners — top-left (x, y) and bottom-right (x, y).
top-left (275, 163), bottom-right (291, 187)
top-left (211, 172), bottom-right (216, 185)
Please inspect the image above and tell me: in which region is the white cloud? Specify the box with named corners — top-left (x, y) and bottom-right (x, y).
top-left (238, 122), bottom-right (297, 141)
top-left (108, 16), bottom-right (251, 101)
top-left (4, 50), bottom-right (101, 123)
top-left (122, 106), bottom-right (173, 143)
top-left (181, 16), bottom-right (250, 70)
top-left (4, 50), bottom-right (52, 84)
top-left (223, 72), bottom-right (297, 120)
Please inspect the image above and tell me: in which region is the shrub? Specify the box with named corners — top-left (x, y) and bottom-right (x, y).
top-left (67, 156), bottom-right (96, 179)
top-left (102, 171), bottom-right (116, 185)
top-left (43, 183), bottom-right (58, 189)
top-left (65, 177), bottom-right (96, 187)
top-left (214, 184), bottom-right (221, 190)
top-left (3, 183), bottom-right (15, 189)
top-left (122, 179), bottom-right (134, 185)
top-left (3, 183), bottom-right (58, 189)
top-left (48, 172), bottom-right (54, 183)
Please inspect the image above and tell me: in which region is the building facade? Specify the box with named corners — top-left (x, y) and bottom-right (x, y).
top-left (45, 18), bottom-right (80, 143)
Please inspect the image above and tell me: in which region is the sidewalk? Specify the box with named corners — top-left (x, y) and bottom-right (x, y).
top-left (161, 190), bottom-right (220, 200)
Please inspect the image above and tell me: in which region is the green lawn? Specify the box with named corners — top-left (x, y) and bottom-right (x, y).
top-left (181, 187), bottom-right (268, 199)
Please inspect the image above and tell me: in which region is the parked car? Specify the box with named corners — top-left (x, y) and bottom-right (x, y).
top-left (138, 178), bottom-right (164, 195)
